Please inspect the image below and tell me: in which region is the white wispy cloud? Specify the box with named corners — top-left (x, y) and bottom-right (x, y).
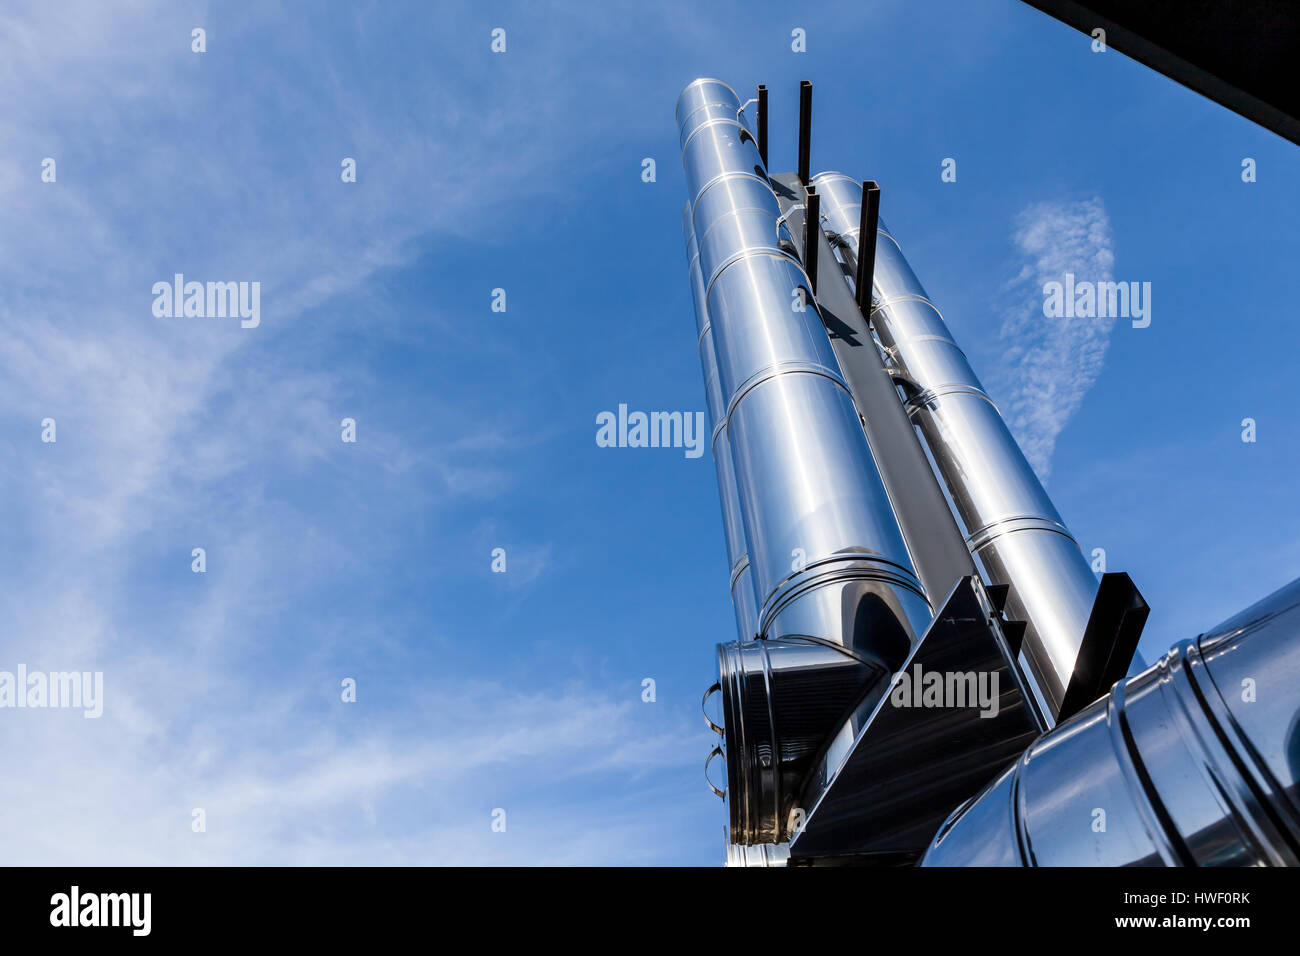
top-left (0, 670), bottom-right (710, 865)
top-left (992, 197), bottom-right (1116, 479)
top-left (0, 0), bottom-right (718, 865)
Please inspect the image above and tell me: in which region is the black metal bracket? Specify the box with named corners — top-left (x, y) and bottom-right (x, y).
top-left (803, 186), bottom-right (819, 295)
top-left (756, 84), bottom-right (769, 168)
top-left (1000, 619), bottom-right (1027, 657)
top-left (985, 583), bottom-right (1010, 613)
top-left (797, 80), bottom-right (812, 185)
top-left (855, 181), bottom-right (880, 314)
top-left (1057, 572), bottom-right (1150, 720)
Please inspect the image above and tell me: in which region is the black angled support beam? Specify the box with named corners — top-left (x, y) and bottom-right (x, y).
top-left (756, 84), bottom-right (769, 168)
top-left (797, 80), bottom-right (812, 185)
top-left (1019, 1), bottom-right (1300, 146)
top-left (788, 577), bottom-right (1046, 864)
top-left (855, 181), bottom-right (880, 314)
top-left (1000, 620), bottom-right (1027, 658)
top-left (803, 187), bottom-right (819, 295)
top-left (986, 583), bottom-right (1011, 614)
top-left (1057, 572), bottom-right (1150, 720)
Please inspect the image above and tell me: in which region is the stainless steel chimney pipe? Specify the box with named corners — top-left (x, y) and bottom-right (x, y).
top-left (684, 207), bottom-right (760, 641)
top-left (679, 81), bottom-right (933, 844)
top-left (679, 84), bottom-right (932, 645)
top-left (689, 203), bottom-right (788, 866)
top-left (811, 173), bottom-right (1100, 722)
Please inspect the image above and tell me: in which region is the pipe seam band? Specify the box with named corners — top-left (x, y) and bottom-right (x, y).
top-left (965, 515), bottom-right (1077, 553)
top-left (759, 556), bottom-right (929, 637)
top-left (839, 224), bottom-right (897, 245)
top-left (698, 321), bottom-right (712, 350)
top-left (1164, 642), bottom-right (1297, 864)
top-left (681, 116), bottom-right (755, 156)
top-left (704, 248), bottom-right (810, 307)
top-left (678, 102), bottom-right (752, 147)
top-left (905, 382), bottom-right (1000, 415)
top-left (1184, 639), bottom-right (1300, 852)
top-left (884, 332), bottom-right (961, 351)
top-left (873, 293), bottom-right (943, 317)
top-left (724, 361), bottom-right (850, 432)
top-left (689, 171), bottom-right (774, 221)
top-left (712, 414), bottom-right (727, 445)
top-left (729, 553), bottom-right (751, 592)
top-left (1107, 662), bottom-right (1195, 865)
top-left (808, 172), bottom-right (860, 190)
top-left (697, 206), bottom-right (794, 281)
top-left (1010, 747), bottom-right (1036, 865)
top-left (705, 244), bottom-right (803, 301)
top-left (707, 248), bottom-right (806, 312)
top-left (674, 77), bottom-right (740, 115)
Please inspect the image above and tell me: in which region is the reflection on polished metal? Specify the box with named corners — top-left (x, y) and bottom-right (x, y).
top-left (683, 207), bottom-right (759, 641)
top-left (725, 840), bottom-right (789, 867)
top-left (812, 173), bottom-right (1100, 722)
top-left (678, 79), bottom-right (933, 847)
top-left (768, 170), bottom-right (977, 613)
top-left (922, 577), bottom-right (1300, 866)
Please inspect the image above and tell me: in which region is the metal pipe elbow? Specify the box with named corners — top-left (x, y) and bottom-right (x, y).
top-left (922, 578), bottom-right (1300, 866)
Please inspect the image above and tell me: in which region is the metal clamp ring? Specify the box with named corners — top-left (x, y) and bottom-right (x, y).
top-left (705, 745), bottom-right (727, 800)
top-left (775, 205), bottom-right (804, 238)
top-left (701, 681), bottom-right (724, 736)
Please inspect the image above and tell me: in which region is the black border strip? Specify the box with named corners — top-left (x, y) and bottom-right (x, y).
top-left (1020, 0), bottom-right (1300, 145)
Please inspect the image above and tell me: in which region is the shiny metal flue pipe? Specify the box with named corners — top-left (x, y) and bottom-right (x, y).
top-left (679, 81), bottom-right (932, 844)
top-left (813, 173), bottom-right (1100, 721)
top-left (684, 207), bottom-right (760, 640)
top-left (689, 203), bottom-right (785, 866)
top-left (679, 85), bottom-right (931, 647)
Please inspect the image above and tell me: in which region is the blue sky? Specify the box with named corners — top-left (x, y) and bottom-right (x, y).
top-left (1, 0), bottom-right (1297, 865)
